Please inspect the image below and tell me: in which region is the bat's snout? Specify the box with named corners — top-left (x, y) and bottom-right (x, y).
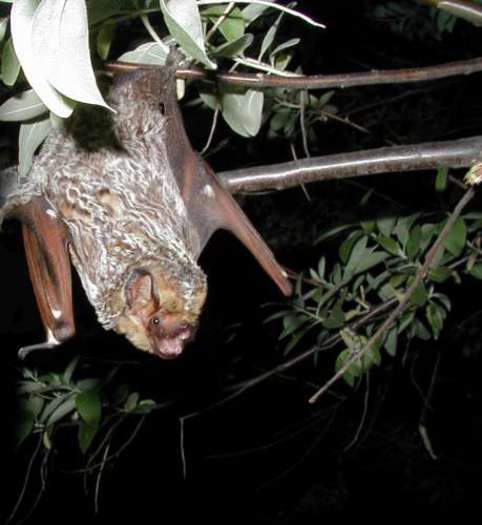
top-left (150, 317), bottom-right (195, 359)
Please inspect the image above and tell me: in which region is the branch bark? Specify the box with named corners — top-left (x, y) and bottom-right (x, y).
top-left (220, 136), bottom-right (482, 193)
top-left (109, 56), bottom-right (482, 90)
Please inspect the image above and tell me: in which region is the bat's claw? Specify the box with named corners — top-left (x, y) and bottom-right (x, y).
top-left (18, 340), bottom-right (60, 360)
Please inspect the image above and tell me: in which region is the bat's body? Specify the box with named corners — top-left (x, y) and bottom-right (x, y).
top-left (1, 52), bottom-right (291, 359)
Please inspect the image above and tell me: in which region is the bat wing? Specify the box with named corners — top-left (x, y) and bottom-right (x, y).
top-left (158, 63), bottom-right (292, 296)
top-left (20, 197), bottom-right (75, 357)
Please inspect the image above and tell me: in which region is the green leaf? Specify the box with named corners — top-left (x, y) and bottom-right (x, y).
top-left (353, 250), bottom-right (389, 275)
top-left (426, 302), bottom-right (445, 338)
top-left (77, 378), bottom-right (100, 391)
top-left (117, 41), bottom-right (168, 64)
top-left (213, 33), bottom-right (253, 58)
top-left (435, 167), bottom-right (448, 192)
top-left (221, 88), bottom-right (264, 137)
top-left (160, 0), bottom-right (216, 69)
top-left (444, 217), bottom-right (466, 257)
top-left (0, 17), bottom-right (8, 43)
top-left (96, 23), bottom-right (115, 60)
top-left (11, 0), bottom-right (106, 117)
top-left (335, 349), bottom-right (361, 387)
top-left (125, 392), bottom-right (140, 412)
top-left (384, 328), bottom-right (397, 357)
top-left (78, 420), bottom-right (98, 454)
top-left (429, 266), bottom-right (451, 283)
top-left (410, 282), bottom-right (428, 307)
top-left (407, 225), bottom-right (422, 259)
top-left (338, 231), bottom-right (362, 264)
top-left (63, 356), bottom-right (80, 385)
top-left (132, 399), bottom-right (157, 414)
top-left (15, 410), bottom-right (35, 446)
top-left (205, 5), bottom-right (245, 41)
top-left (377, 235), bottom-right (402, 257)
top-left (18, 116), bottom-right (52, 178)
top-left (470, 263), bottom-right (482, 280)
top-left (377, 216), bottom-right (396, 237)
top-left (323, 301), bottom-right (344, 329)
top-left (20, 396), bottom-right (44, 418)
top-left (76, 390), bottom-right (101, 426)
top-left (0, 89), bottom-right (47, 121)
top-left (46, 396), bottom-right (76, 427)
top-left (1, 37), bottom-right (20, 86)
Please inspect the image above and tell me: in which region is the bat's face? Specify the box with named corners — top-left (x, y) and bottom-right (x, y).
top-left (116, 266), bottom-right (207, 359)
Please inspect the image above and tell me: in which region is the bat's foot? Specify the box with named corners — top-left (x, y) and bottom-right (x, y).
top-left (18, 341), bottom-right (60, 360)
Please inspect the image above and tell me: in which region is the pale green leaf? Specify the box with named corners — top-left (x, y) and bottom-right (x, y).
top-left (214, 33), bottom-right (253, 57)
top-left (444, 217), bottom-right (466, 257)
top-left (96, 23), bottom-right (115, 60)
top-left (1, 37), bottom-right (20, 86)
top-left (0, 88), bottom-right (47, 121)
top-left (205, 5), bottom-right (245, 41)
top-left (11, 0), bottom-right (76, 117)
top-left (118, 41), bottom-right (168, 64)
top-left (221, 88), bottom-right (264, 137)
top-left (18, 116), bottom-right (52, 178)
top-left (0, 17), bottom-right (8, 43)
top-left (159, 0), bottom-right (216, 69)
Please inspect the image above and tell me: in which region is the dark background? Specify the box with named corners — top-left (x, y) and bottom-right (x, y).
top-left (2, 1), bottom-right (482, 522)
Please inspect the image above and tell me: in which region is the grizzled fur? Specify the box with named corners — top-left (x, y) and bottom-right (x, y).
top-left (1, 60), bottom-right (207, 333)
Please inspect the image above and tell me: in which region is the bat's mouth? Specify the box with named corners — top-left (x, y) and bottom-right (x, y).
top-left (153, 327), bottom-right (193, 359)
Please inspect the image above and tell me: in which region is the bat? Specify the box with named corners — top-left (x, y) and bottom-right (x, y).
top-left (0, 50), bottom-right (292, 359)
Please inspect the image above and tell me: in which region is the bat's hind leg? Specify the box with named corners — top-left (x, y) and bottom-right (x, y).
top-left (19, 197), bottom-right (75, 359)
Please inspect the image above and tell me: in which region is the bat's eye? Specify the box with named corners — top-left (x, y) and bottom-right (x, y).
top-left (159, 102), bottom-right (166, 115)
top-left (151, 317), bottom-right (160, 326)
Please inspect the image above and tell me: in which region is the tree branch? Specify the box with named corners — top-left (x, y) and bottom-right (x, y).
top-left (220, 136), bottom-right (482, 193)
top-left (308, 186), bottom-right (476, 404)
top-left (109, 56), bottom-right (482, 90)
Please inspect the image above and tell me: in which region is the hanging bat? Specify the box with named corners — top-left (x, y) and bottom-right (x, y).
top-left (0, 51), bottom-right (292, 360)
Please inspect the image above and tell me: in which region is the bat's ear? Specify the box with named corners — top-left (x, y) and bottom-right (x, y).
top-left (125, 270), bottom-right (154, 312)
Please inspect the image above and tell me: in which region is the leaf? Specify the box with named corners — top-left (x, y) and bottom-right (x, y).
top-left (78, 420), bottom-right (98, 453)
top-left (377, 215), bottom-right (396, 237)
top-left (63, 356), bottom-right (80, 385)
top-left (77, 378), bottom-right (100, 391)
top-left (443, 217), bottom-right (466, 257)
top-left (96, 23), bottom-right (115, 60)
top-left (384, 328), bottom-right (397, 357)
top-left (335, 349), bottom-right (361, 387)
top-left (0, 89), bottom-right (47, 121)
top-left (429, 266), bottom-right (452, 283)
top-left (406, 225), bottom-right (422, 259)
top-left (410, 282), bottom-right (428, 307)
top-left (339, 231), bottom-right (362, 264)
top-left (469, 263), bottom-right (482, 280)
top-left (377, 235), bottom-right (402, 257)
top-left (1, 37), bottom-right (21, 86)
top-left (118, 41), bottom-right (169, 64)
top-left (159, 0), bottom-right (216, 69)
top-left (199, 0), bottom-right (325, 29)
top-left (435, 167), bottom-right (448, 192)
top-left (15, 410), bottom-right (35, 445)
top-left (214, 33), bottom-right (253, 58)
top-left (46, 396), bottom-right (76, 426)
top-left (125, 392), bottom-right (140, 412)
top-left (18, 116), bottom-right (52, 178)
top-left (88, 0), bottom-right (134, 25)
top-left (132, 399), bottom-right (157, 414)
top-left (353, 250), bottom-right (389, 276)
top-left (344, 235), bottom-right (367, 274)
top-left (221, 88), bottom-right (264, 137)
top-left (76, 390), bottom-right (101, 426)
top-left (11, 0), bottom-right (75, 117)
top-left (31, 0), bottom-right (110, 108)
top-left (0, 18), bottom-right (8, 43)
top-left (323, 301), bottom-right (344, 329)
top-left (205, 5), bottom-right (245, 41)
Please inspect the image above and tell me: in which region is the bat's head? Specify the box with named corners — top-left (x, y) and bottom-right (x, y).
top-left (116, 265), bottom-right (207, 359)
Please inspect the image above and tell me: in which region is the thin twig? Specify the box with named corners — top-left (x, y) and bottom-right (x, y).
top-left (109, 56), bottom-right (482, 90)
top-left (309, 186), bottom-right (475, 404)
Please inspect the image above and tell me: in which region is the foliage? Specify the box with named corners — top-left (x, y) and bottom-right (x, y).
top-left (269, 179), bottom-right (482, 387)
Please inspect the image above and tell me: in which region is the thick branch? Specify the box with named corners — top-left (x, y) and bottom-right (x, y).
top-left (109, 56), bottom-right (482, 90)
top-left (220, 136), bottom-right (482, 193)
